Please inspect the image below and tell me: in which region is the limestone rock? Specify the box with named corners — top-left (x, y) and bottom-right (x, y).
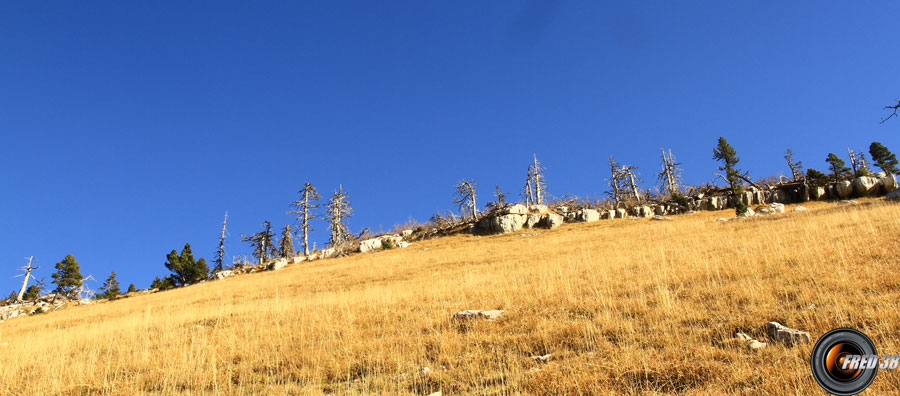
top-left (452, 310), bottom-right (504, 321)
top-left (268, 258), bottom-right (288, 271)
top-left (792, 206), bottom-right (807, 212)
top-left (321, 248), bottom-right (336, 258)
top-left (541, 213), bottom-right (564, 229)
top-left (770, 189), bottom-right (789, 204)
top-left (504, 204), bottom-right (528, 215)
top-left (735, 332), bottom-right (767, 350)
top-left (769, 203), bottom-right (785, 213)
top-left (525, 214), bottom-right (542, 228)
top-left (530, 353), bottom-right (553, 363)
top-left (398, 241), bottom-right (410, 248)
top-left (359, 238), bottom-right (382, 253)
top-left (716, 217), bottom-right (728, 222)
top-left (528, 204), bottom-right (548, 213)
top-left (651, 215), bottom-right (673, 221)
top-left (834, 180), bottom-right (853, 199)
top-left (852, 176), bottom-right (880, 196)
top-left (212, 270), bottom-right (235, 280)
top-left (887, 189), bottom-right (900, 201)
top-left (765, 321), bottom-right (811, 345)
top-left (492, 214), bottom-right (527, 233)
top-left (291, 256), bottom-right (306, 264)
top-left (880, 174), bottom-right (898, 192)
top-left (615, 208), bottom-right (627, 218)
top-left (838, 200), bottom-right (858, 205)
top-left (401, 229), bottom-right (413, 237)
top-left (654, 206), bottom-right (667, 215)
top-left (575, 209), bottom-right (600, 222)
top-left (810, 186), bottom-right (826, 200)
top-left (739, 207), bottom-right (756, 217)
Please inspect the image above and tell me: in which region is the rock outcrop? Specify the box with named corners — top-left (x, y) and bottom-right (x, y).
top-left (852, 176), bottom-right (880, 196)
top-left (765, 321), bottom-right (811, 345)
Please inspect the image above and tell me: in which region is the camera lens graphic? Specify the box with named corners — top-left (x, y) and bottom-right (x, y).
top-left (825, 342), bottom-right (863, 381)
top-left (811, 328), bottom-right (878, 396)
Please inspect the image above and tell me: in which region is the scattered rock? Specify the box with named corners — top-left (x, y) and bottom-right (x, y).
top-left (654, 206), bottom-right (667, 216)
top-left (78, 299), bottom-right (94, 305)
top-left (426, 392), bottom-right (442, 396)
top-left (211, 270), bottom-right (235, 280)
top-left (359, 238), bottom-right (383, 253)
top-left (575, 209), bottom-right (601, 222)
top-left (852, 176), bottom-right (880, 196)
top-left (757, 207), bottom-right (771, 214)
top-left (615, 208), bottom-right (627, 218)
top-left (765, 321), bottom-right (811, 345)
top-left (810, 186), bottom-right (826, 200)
top-left (716, 217), bottom-right (728, 222)
top-left (268, 258), bottom-right (288, 271)
top-left (504, 204), bottom-right (528, 215)
top-left (739, 208), bottom-right (756, 217)
top-left (528, 204), bottom-right (548, 213)
top-left (735, 332), bottom-right (767, 350)
top-left (792, 206), bottom-right (807, 212)
top-left (525, 214), bottom-right (542, 229)
top-left (491, 214), bottom-right (527, 233)
top-left (321, 248), bottom-right (336, 258)
top-left (838, 200), bottom-right (858, 205)
top-left (291, 255), bottom-right (306, 264)
top-left (530, 353), bottom-right (553, 363)
top-left (401, 229), bottom-right (413, 237)
top-left (886, 189), bottom-right (900, 201)
top-left (452, 310), bottom-right (504, 321)
top-left (650, 215), bottom-right (673, 221)
top-left (398, 241), bottom-right (410, 248)
top-left (541, 213), bottom-right (564, 229)
top-left (834, 180), bottom-right (853, 199)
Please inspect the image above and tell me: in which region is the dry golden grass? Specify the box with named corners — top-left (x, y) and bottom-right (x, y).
top-left (2, 199), bottom-right (900, 395)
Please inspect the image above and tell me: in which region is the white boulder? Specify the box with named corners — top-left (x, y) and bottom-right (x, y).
top-left (575, 209), bottom-right (600, 222)
top-left (792, 206), bottom-right (807, 212)
top-left (504, 204), bottom-right (528, 215)
top-left (834, 181), bottom-right (853, 199)
top-left (769, 203), bottom-right (785, 213)
top-left (212, 270), bottom-right (235, 280)
top-left (541, 213), bottom-right (564, 229)
top-left (401, 229), bottom-right (413, 237)
top-left (359, 238), bottom-right (382, 253)
top-left (452, 310), bottom-right (504, 321)
top-left (615, 208), bottom-right (627, 218)
top-left (852, 176), bottom-right (880, 196)
top-left (491, 214), bottom-right (527, 233)
top-left (268, 258), bottom-right (288, 271)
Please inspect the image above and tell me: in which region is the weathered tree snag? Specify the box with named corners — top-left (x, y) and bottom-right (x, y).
top-left (16, 256), bottom-right (37, 302)
top-left (288, 182), bottom-right (321, 256)
top-left (453, 179), bottom-right (478, 219)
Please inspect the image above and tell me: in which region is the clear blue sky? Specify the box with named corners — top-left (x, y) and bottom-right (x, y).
top-left (2, 2), bottom-right (898, 292)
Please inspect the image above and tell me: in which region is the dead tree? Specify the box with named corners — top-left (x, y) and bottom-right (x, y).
top-left (606, 156), bottom-right (625, 208)
top-left (326, 186), bottom-right (352, 247)
top-left (287, 182), bottom-right (321, 255)
top-left (785, 149), bottom-right (804, 181)
top-left (279, 224), bottom-right (294, 258)
top-left (15, 256), bottom-right (37, 302)
top-left (241, 221), bottom-right (277, 265)
top-left (74, 274), bottom-right (96, 301)
top-left (657, 148), bottom-right (683, 196)
top-left (848, 148), bottom-right (869, 174)
top-left (528, 154), bottom-right (547, 205)
top-left (522, 177), bottom-right (534, 205)
top-left (620, 164), bottom-right (643, 203)
top-left (882, 98), bottom-right (900, 123)
top-left (494, 184), bottom-right (506, 207)
top-left (213, 212), bottom-right (228, 273)
top-left (452, 179), bottom-right (478, 219)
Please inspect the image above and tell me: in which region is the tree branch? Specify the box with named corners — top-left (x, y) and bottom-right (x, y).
top-left (882, 98), bottom-right (900, 124)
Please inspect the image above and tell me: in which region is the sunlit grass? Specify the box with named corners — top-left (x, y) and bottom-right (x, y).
top-left (1, 199), bottom-right (899, 395)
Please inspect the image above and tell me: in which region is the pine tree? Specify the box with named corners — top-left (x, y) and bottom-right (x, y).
top-left (785, 149), bottom-right (804, 181)
top-left (825, 153), bottom-right (851, 182)
top-left (242, 221), bottom-right (277, 264)
top-left (97, 271), bottom-right (121, 300)
top-left (287, 182), bottom-right (321, 256)
top-left (22, 285), bottom-right (40, 301)
top-left (163, 243), bottom-right (209, 286)
top-left (150, 276), bottom-right (176, 291)
top-left (326, 186), bottom-right (353, 247)
top-left (127, 283), bottom-right (137, 293)
top-left (279, 224), bottom-right (295, 258)
top-left (712, 137), bottom-right (747, 215)
top-left (869, 142), bottom-right (899, 175)
top-left (806, 168), bottom-right (829, 186)
top-left (51, 254), bottom-right (84, 299)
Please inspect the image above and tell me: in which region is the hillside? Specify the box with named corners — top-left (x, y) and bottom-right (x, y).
top-left (2, 199), bottom-right (900, 395)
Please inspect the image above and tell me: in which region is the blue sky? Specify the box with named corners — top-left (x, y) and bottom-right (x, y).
top-left (1, 2), bottom-right (899, 292)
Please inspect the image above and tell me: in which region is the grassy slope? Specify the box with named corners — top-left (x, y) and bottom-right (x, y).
top-left (2, 200), bottom-right (900, 395)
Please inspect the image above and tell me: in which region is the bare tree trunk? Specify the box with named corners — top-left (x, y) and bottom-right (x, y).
top-left (16, 256), bottom-right (35, 302)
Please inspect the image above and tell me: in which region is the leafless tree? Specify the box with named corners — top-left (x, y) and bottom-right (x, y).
top-left (606, 156), bottom-right (625, 208)
top-left (15, 256), bottom-right (37, 302)
top-left (494, 184), bottom-right (506, 207)
top-left (241, 221), bottom-right (277, 265)
top-left (522, 177), bottom-right (534, 205)
top-left (785, 149), bottom-right (804, 182)
top-left (279, 224), bottom-right (294, 258)
top-left (657, 148), bottom-right (683, 196)
top-left (452, 179), bottom-right (478, 219)
top-left (326, 186), bottom-right (352, 247)
top-left (882, 98), bottom-right (900, 123)
top-left (287, 182), bottom-right (321, 255)
top-left (213, 212), bottom-right (228, 272)
top-left (620, 164), bottom-right (642, 203)
top-left (847, 148), bottom-right (869, 174)
top-left (528, 154), bottom-right (547, 205)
